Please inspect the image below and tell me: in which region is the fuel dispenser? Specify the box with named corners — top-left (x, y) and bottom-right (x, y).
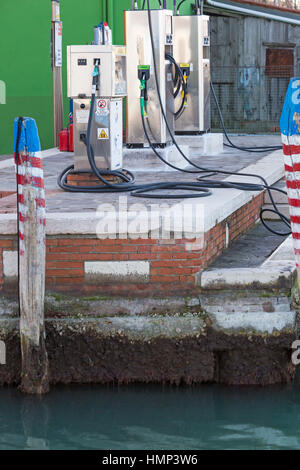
top-left (125, 8), bottom-right (174, 147)
top-left (173, 14), bottom-right (211, 134)
top-left (67, 44), bottom-right (127, 171)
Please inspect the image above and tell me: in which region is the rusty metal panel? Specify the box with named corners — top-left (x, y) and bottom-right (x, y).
top-left (266, 49), bottom-right (294, 77)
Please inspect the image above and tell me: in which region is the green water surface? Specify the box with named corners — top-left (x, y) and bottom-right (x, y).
top-left (1, 379), bottom-right (300, 450)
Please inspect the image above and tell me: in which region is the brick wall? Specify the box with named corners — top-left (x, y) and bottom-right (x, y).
top-left (0, 193), bottom-right (264, 297)
top-left (0, 191), bottom-right (14, 199)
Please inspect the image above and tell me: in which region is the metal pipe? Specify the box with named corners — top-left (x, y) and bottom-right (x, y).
top-left (173, 0), bottom-right (177, 14)
top-left (206, 0), bottom-right (300, 25)
top-left (142, 0), bottom-right (162, 9)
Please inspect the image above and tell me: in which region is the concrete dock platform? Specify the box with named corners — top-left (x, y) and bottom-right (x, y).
top-left (0, 135), bottom-right (284, 296)
top-left (0, 134), bottom-right (297, 386)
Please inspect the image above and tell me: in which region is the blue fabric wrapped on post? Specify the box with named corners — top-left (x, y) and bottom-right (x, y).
top-left (13, 117), bottom-right (41, 154)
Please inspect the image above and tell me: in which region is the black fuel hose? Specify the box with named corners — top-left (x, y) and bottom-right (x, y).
top-left (165, 53), bottom-right (188, 120)
top-left (58, 76), bottom-right (213, 198)
top-left (144, 0), bottom-right (290, 235)
top-left (210, 82), bottom-right (282, 153)
top-left (142, 0), bottom-right (162, 9)
top-left (176, 0), bottom-right (188, 14)
top-left (59, 1), bottom-right (290, 236)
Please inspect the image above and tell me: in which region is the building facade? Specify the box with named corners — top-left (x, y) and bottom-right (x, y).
top-left (208, 0), bottom-right (300, 132)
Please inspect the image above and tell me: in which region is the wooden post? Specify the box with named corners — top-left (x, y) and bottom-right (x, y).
top-left (51, 0), bottom-right (64, 147)
top-left (14, 117), bottom-right (49, 394)
top-left (280, 77), bottom-right (300, 294)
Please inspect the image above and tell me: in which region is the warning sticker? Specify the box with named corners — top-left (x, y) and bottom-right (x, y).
top-left (97, 99), bottom-right (107, 109)
top-left (98, 128), bottom-right (109, 140)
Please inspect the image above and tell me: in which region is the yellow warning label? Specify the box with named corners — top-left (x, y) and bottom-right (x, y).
top-left (98, 128), bottom-right (109, 140)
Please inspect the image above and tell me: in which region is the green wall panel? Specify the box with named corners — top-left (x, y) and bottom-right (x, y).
top-left (0, 0), bottom-right (102, 155)
top-left (0, 0), bottom-right (198, 154)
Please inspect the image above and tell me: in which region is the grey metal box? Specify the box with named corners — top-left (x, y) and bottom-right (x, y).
top-left (67, 45), bottom-right (127, 98)
top-left (173, 15), bottom-right (210, 133)
top-left (73, 98), bottom-right (123, 172)
top-left (125, 9), bottom-right (174, 146)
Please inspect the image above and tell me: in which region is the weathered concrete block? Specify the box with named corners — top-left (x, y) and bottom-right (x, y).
top-left (176, 133), bottom-right (224, 156)
top-left (203, 133), bottom-right (224, 155)
top-left (84, 260), bottom-right (150, 283)
top-left (3, 251), bottom-right (17, 278)
top-left (199, 264), bottom-right (296, 290)
top-left (123, 145), bottom-right (190, 172)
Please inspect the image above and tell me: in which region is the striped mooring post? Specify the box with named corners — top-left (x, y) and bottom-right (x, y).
top-left (281, 78), bottom-right (300, 293)
top-left (14, 117), bottom-right (49, 394)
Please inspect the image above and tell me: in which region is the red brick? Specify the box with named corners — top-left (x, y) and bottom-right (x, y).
top-left (47, 253), bottom-right (70, 261)
top-left (137, 245), bottom-right (152, 253)
top-left (46, 239), bottom-right (58, 246)
top-left (72, 253), bottom-right (113, 261)
top-left (157, 253), bottom-right (173, 260)
top-left (0, 240), bottom-right (13, 248)
top-left (112, 254), bottom-right (128, 261)
top-left (151, 275), bottom-right (181, 283)
top-left (49, 246), bottom-right (77, 253)
top-left (128, 253), bottom-right (156, 260)
top-left (127, 239), bottom-right (157, 245)
top-left (60, 238), bottom-right (93, 246)
top-left (152, 245), bottom-right (183, 253)
top-left (55, 261), bottom-right (83, 269)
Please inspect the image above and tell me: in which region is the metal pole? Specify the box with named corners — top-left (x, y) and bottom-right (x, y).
top-left (173, 0), bottom-right (177, 15)
top-left (51, 0), bottom-right (64, 147)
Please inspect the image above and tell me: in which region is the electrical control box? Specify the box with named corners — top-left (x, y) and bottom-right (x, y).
top-left (73, 98), bottom-right (123, 172)
top-left (173, 15), bottom-right (210, 133)
top-left (125, 9), bottom-right (174, 147)
top-left (67, 45), bottom-right (127, 98)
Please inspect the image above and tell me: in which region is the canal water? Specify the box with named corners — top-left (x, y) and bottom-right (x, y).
top-left (1, 376), bottom-right (300, 450)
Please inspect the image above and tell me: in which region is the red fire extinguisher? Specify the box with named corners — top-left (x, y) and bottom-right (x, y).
top-left (69, 124), bottom-right (74, 152)
top-left (59, 129), bottom-right (70, 152)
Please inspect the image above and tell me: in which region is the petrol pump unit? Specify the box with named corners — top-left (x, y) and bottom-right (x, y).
top-left (173, 14), bottom-right (210, 134)
top-left (125, 8), bottom-right (174, 147)
top-left (67, 44), bottom-right (127, 171)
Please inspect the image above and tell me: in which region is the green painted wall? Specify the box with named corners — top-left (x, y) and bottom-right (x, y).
top-left (0, 0), bottom-right (195, 154)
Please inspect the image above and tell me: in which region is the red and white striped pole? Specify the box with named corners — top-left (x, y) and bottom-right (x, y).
top-left (281, 78), bottom-right (300, 292)
top-left (14, 117), bottom-right (49, 394)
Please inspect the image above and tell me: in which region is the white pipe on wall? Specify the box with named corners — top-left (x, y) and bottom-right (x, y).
top-left (206, 0), bottom-right (300, 26)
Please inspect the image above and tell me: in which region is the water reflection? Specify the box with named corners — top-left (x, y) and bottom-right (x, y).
top-left (0, 377), bottom-right (299, 450)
